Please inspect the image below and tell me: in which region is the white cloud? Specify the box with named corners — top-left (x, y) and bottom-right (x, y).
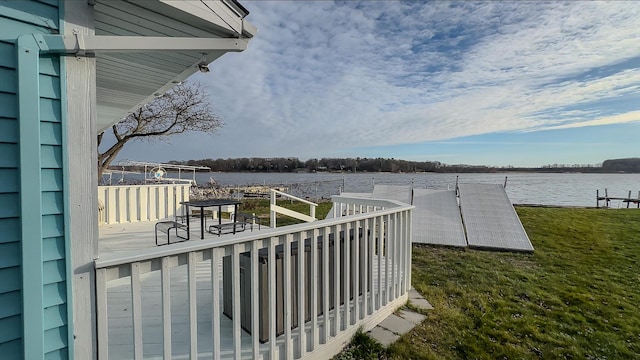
top-left (165, 1), bottom-right (640, 160)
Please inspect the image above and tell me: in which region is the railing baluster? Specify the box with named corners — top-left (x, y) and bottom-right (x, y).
top-left (344, 221), bottom-right (351, 329)
top-left (96, 268), bottom-right (109, 359)
top-left (322, 226), bottom-right (330, 343)
top-left (284, 233), bottom-right (293, 359)
top-left (310, 228), bottom-right (319, 351)
top-left (211, 248), bottom-right (221, 360)
top-left (188, 252), bottom-right (198, 359)
top-left (377, 217), bottom-right (383, 310)
top-left (354, 220), bottom-right (360, 323)
top-left (232, 244), bottom-right (241, 360)
top-left (387, 214), bottom-right (394, 304)
top-left (139, 186), bottom-right (148, 222)
top-left (131, 262), bottom-right (143, 359)
top-left (333, 224), bottom-right (340, 336)
top-left (297, 231), bottom-right (305, 357)
top-left (268, 237), bottom-right (277, 358)
top-left (363, 217), bottom-right (370, 316)
top-left (250, 240), bottom-right (260, 359)
top-left (161, 257), bottom-right (172, 359)
top-left (107, 187), bottom-right (116, 223)
top-left (406, 209), bottom-right (412, 292)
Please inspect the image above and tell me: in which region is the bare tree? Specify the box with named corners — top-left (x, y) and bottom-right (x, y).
top-left (97, 82), bottom-right (222, 180)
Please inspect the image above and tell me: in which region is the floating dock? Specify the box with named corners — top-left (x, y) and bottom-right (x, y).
top-left (596, 189), bottom-right (640, 208)
top-left (412, 189), bottom-right (467, 247)
top-left (341, 184), bottom-right (534, 252)
top-left (458, 183), bottom-right (534, 252)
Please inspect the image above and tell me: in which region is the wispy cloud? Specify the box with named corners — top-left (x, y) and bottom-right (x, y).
top-left (177, 1), bottom-right (640, 161)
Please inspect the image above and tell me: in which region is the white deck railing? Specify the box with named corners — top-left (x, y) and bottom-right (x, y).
top-left (98, 184), bottom-right (191, 224)
top-left (270, 189), bottom-right (318, 228)
top-left (94, 196), bottom-right (413, 360)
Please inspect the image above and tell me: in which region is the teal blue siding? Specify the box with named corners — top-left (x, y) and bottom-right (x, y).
top-left (0, 338), bottom-right (24, 360)
top-left (42, 144), bottom-right (64, 168)
top-left (41, 98), bottom-right (63, 122)
top-left (43, 237), bottom-right (65, 261)
top-left (0, 143), bottom-right (19, 167)
top-left (44, 326), bottom-right (68, 353)
top-left (0, 242), bottom-right (20, 268)
top-left (0, 41), bottom-right (16, 67)
top-left (42, 214), bottom-right (65, 238)
top-left (44, 305), bottom-right (67, 330)
top-left (0, 291), bottom-right (21, 318)
top-left (41, 121), bottom-right (63, 145)
top-left (0, 67), bottom-right (16, 91)
top-left (41, 169), bottom-right (64, 191)
top-left (0, 169), bottom-right (19, 192)
top-left (0, 268), bottom-right (20, 294)
top-left (0, 314), bottom-right (21, 343)
top-left (0, 194), bottom-right (20, 217)
top-left (0, 119), bottom-right (19, 142)
top-left (0, 218), bottom-right (20, 243)
top-left (0, 1), bottom-right (59, 27)
top-left (0, 1), bottom-right (68, 359)
top-left (0, 92), bottom-right (17, 118)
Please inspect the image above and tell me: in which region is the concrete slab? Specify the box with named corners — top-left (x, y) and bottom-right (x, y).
top-left (396, 309), bottom-right (426, 325)
top-left (378, 314), bottom-right (415, 335)
top-left (409, 289), bottom-right (434, 310)
top-left (368, 326), bottom-right (399, 347)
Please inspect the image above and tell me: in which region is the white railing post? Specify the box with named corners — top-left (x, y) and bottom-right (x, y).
top-left (270, 190), bottom-right (277, 228)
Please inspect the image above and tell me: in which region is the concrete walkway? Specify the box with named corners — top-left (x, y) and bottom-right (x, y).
top-left (368, 289), bottom-right (433, 347)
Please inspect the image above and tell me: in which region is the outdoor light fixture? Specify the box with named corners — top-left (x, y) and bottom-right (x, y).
top-left (197, 62), bottom-right (210, 73)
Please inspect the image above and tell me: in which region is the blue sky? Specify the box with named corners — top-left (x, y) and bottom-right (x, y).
top-left (116, 1), bottom-right (640, 167)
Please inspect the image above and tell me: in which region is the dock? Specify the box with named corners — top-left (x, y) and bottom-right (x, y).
top-left (596, 189), bottom-right (640, 208)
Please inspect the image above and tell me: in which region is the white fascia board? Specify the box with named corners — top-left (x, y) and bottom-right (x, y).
top-left (41, 35), bottom-right (247, 55)
top-left (159, 0), bottom-right (256, 38)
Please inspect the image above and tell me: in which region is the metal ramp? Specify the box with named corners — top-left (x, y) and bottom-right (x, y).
top-left (372, 185), bottom-right (412, 205)
top-left (412, 189), bottom-right (467, 247)
top-left (458, 184), bottom-right (534, 252)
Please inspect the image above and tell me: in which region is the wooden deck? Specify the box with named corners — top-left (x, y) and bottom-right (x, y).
top-left (99, 220), bottom-right (396, 360)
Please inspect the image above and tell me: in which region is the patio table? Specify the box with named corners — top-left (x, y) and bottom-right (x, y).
top-left (181, 199), bottom-right (241, 239)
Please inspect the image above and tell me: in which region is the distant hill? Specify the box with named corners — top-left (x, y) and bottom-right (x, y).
top-left (602, 158), bottom-right (640, 173)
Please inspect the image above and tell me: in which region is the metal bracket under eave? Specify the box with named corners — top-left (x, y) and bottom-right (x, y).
top-left (34, 33), bottom-right (248, 55)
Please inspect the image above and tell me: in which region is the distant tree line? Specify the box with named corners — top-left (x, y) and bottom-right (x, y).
top-left (156, 157), bottom-right (635, 173)
top-left (169, 157), bottom-right (447, 173)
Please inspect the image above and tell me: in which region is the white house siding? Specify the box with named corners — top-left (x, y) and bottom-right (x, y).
top-left (0, 1), bottom-right (70, 359)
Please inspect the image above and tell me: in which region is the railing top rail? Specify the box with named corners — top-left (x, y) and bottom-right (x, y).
top-left (331, 195), bottom-right (410, 208)
top-left (95, 200), bottom-right (413, 269)
top-left (271, 188), bottom-right (317, 206)
top-left (98, 183), bottom-right (192, 189)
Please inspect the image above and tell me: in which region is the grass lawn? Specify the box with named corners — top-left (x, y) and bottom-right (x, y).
top-left (239, 199), bottom-right (640, 358)
top-left (390, 207), bottom-right (640, 359)
top-left (238, 198), bottom-right (333, 227)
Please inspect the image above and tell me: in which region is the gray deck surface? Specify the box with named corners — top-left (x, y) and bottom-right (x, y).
top-left (372, 185), bottom-right (412, 205)
top-left (99, 220), bottom-right (399, 359)
top-left (412, 189), bottom-right (467, 247)
top-left (458, 183), bottom-right (534, 252)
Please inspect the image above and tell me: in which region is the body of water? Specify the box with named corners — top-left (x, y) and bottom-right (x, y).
top-left (197, 172), bottom-right (639, 207)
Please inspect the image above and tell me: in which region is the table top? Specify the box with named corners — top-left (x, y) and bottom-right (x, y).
top-left (181, 199), bottom-right (241, 207)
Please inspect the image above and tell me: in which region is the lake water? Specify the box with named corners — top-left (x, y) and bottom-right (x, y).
top-left (194, 172), bottom-right (640, 207)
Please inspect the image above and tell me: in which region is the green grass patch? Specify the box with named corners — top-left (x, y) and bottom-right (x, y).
top-left (390, 207), bottom-right (640, 359)
top-left (332, 328), bottom-right (388, 360)
top-left (238, 198), bottom-right (333, 227)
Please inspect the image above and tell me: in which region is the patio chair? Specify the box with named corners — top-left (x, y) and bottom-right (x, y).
top-left (155, 191), bottom-right (190, 246)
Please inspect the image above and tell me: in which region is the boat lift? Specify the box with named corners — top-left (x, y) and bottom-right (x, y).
top-left (114, 160), bottom-right (210, 185)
